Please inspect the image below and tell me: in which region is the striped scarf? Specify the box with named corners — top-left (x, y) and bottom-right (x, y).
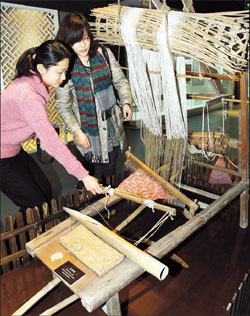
top-left (71, 51), bottom-right (117, 162)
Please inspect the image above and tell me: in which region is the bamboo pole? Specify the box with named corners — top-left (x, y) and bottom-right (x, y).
top-left (125, 150), bottom-right (199, 212)
top-left (187, 94), bottom-right (246, 104)
top-left (113, 205), bottom-right (147, 233)
top-left (148, 181), bottom-right (249, 259)
top-left (192, 160), bottom-right (241, 177)
top-left (175, 182), bottom-right (220, 200)
top-left (40, 294), bottom-right (79, 316)
top-left (117, 66), bottom-right (240, 81)
top-left (11, 277), bottom-right (61, 316)
top-left (239, 71), bottom-right (249, 229)
top-left (64, 208), bottom-right (169, 281)
top-left (107, 188), bottom-right (176, 213)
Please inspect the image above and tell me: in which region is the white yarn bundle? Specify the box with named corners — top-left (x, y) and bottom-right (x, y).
top-left (157, 16), bottom-right (187, 139)
top-left (120, 8), bottom-right (188, 182)
top-left (120, 8), bottom-right (162, 136)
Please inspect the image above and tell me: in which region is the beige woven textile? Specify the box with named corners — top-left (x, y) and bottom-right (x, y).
top-left (60, 224), bottom-right (124, 276)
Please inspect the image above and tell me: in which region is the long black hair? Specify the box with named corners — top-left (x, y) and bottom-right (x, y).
top-left (14, 40), bottom-right (72, 79)
top-left (55, 12), bottom-right (98, 59)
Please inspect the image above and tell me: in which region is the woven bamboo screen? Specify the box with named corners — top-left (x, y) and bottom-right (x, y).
top-left (90, 6), bottom-right (249, 75)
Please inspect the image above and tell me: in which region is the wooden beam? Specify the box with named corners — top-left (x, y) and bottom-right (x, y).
top-left (113, 205), bottom-right (146, 233)
top-left (39, 294), bottom-right (79, 316)
top-left (0, 249), bottom-right (27, 266)
top-left (11, 277), bottom-right (61, 316)
top-left (239, 71), bottom-right (249, 228)
top-left (108, 188), bottom-right (176, 214)
top-left (104, 293), bottom-right (122, 316)
top-left (175, 182), bottom-right (220, 200)
top-left (148, 181), bottom-right (249, 259)
top-left (192, 160), bottom-right (241, 177)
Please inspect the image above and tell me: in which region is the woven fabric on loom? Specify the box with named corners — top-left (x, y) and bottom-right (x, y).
top-left (118, 170), bottom-right (173, 201)
top-left (60, 225), bottom-right (124, 276)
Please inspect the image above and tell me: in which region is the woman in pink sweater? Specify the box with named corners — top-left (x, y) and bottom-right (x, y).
top-left (0, 40), bottom-right (103, 212)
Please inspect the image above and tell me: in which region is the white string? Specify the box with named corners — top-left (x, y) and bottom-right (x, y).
top-left (176, 56), bottom-right (188, 132)
top-left (157, 16), bottom-right (187, 139)
top-left (134, 211), bottom-right (174, 247)
top-left (167, 11), bottom-right (187, 50)
top-left (176, 55), bottom-right (188, 184)
top-left (188, 144), bottom-right (219, 160)
top-left (93, 205), bottom-right (114, 229)
top-left (222, 98), bottom-right (227, 137)
top-left (120, 8), bottom-right (162, 136)
top-left (201, 102), bottom-right (215, 161)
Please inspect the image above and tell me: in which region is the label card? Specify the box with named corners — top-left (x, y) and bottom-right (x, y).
top-left (53, 261), bottom-right (86, 286)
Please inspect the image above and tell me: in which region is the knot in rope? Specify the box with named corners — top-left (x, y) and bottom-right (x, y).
top-left (104, 185), bottom-right (112, 219)
top-left (143, 199), bottom-right (155, 212)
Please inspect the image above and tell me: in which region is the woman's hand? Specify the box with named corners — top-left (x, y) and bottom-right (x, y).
top-left (75, 129), bottom-right (91, 148)
top-left (123, 104), bottom-right (133, 121)
top-left (82, 175), bottom-right (104, 195)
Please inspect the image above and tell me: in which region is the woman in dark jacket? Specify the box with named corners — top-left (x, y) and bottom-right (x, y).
top-left (55, 13), bottom-right (133, 188)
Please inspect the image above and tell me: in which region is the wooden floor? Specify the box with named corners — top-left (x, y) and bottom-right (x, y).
top-left (1, 196), bottom-right (249, 316)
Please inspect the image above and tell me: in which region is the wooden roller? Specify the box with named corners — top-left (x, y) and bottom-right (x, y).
top-left (107, 187), bottom-right (176, 214)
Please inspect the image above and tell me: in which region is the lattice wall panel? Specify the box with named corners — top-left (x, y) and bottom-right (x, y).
top-left (1, 4), bottom-right (64, 153)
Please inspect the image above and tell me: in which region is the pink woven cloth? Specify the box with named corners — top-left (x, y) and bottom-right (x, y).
top-left (118, 170), bottom-right (173, 200)
top-left (209, 157), bottom-right (232, 184)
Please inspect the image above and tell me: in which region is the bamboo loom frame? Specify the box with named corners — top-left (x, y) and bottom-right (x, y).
top-left (15, 180), bottom-right (248, 315)
top-left (8, 3), bottom-right (249, 312)
top-left (3, 65), bottom-right (248, 315)
top-left (11, 67), bottom-right (248, 316)
top-left (90, 6), bottom-right (249, 75)
top-left (19, 73), bottom-right (248, 311)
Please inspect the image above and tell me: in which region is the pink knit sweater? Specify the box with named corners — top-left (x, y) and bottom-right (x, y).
top-left (1, 75), bottom-right (88, 180)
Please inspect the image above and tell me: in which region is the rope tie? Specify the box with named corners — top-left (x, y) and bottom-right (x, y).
top-left (197, 213), bottom-right (207, 224)
top-left (143, 199), bottom-right (155, 212)
top-left (104, 185), bottom-right (112, 219)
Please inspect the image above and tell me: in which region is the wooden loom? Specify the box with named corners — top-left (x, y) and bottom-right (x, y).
top-left (13, 38), bottom-right (249, 316)
top-left (14, 193), bottom-right (172, 315)
top-left (13, 153), bottom-right (195, 315)
top-left (13, 115), bottom-right (248, 316)
top-left (12, 3), bottom-right (249, 315)
top-left (13, 170), bottom-right (248, 315)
